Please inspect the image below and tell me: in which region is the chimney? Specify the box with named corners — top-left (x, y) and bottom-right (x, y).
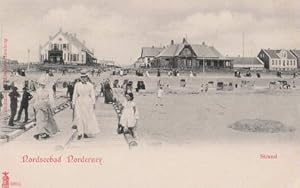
top-left (182, 38), bottom-right (187, 44)
top-left (202, 41), bottom-right (206, 46)
top-left (171, 40), bottom-right (174, 45)
top-left (152, 46), bottom-right (154, 48)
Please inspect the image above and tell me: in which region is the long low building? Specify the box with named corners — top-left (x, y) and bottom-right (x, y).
top-left (231, 57), bottom-right (264, 70)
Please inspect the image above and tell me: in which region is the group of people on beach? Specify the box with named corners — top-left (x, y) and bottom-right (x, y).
top-left (18, 69), bottom-right (140, 141)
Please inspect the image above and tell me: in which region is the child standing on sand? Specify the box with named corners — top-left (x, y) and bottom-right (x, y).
top-left (119, 93), bottom-right (139, 138)
top-left (156, 85), bottom-right (164, 106)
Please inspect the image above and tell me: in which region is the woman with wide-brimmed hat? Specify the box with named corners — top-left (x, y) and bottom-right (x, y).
top-left (72, 69), bottom-right (99, 140)
top-left (33, 77), bottom-right (59, 140)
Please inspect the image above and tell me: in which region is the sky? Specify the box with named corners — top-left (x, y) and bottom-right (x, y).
top-left (0, 0), bottom-right (299, 65)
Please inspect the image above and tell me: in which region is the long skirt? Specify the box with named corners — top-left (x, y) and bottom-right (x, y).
top-left (74, 97), bottom-right (99, 136)
top-left (104, 90), bottom-right (113, 103)
top-left (35, 105), bottom-right (59, 136)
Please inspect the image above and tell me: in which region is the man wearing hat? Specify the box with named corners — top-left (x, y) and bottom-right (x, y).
top-left (16, 87), bottom-right (33, 123)
top-left (8, 86), bottom-right (20, 126)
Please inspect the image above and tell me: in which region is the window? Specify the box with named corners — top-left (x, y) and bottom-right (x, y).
top-left (82, 55), bottom-right (84, 62)
top-left (63, 44), bottom-right (67, 49)
top-left (272, 60), bottom-right (274, 65)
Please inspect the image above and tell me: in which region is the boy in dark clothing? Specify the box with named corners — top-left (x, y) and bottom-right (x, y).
top-left (8, 87), bottom-right (20, 126)
top-left (67, 82), bottom-right (74, 102)
top-left (16, 87), bottom-right (33, 123)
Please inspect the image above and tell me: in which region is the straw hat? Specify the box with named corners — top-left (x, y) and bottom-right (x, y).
top-left (80, 69), bottom-right (89, 77)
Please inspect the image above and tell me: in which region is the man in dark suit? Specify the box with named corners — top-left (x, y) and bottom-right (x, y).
top-left (16, 87), bottom-right (33, 123)
top-left (8, 87), bottom-right (20, 126)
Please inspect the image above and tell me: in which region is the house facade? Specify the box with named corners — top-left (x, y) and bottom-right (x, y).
top-left (39, 29), bottom-right (97, 65)
top-left (258, 49), bottom-right (297, 71)
top-left (138, 46), bottom-right (164, 68)
top-left (152, 38), bottom-right (231, 70)
top-left (290, 50), bottom-right (300, 68)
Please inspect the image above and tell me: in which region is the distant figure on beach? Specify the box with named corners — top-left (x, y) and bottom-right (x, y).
top-left (124, 81), bottom-right (134, 96)
top-left (96, 69), bottom-right (101, 76)
top-left (118, 93), bottom-right (139, 138)
top-left (157, 69), bottom-right (161, 77)
top-left (156, 85), bottom-right (164, 106)
top-left (8, 87), bottom-right (20, 126)
top-left (52, 82), bottom-right (57, 98)
top-left (103, 79), bottom-right (114, 104)
top-left (204, 83), bottom-right (208, 92)
top-left (189, 71), bottom-right (194, 78)
top-left (16, 87), bottom-right (33, 123)
top-left (0, 91), bottom-right (3, 112)
top-left (33, 78), bottom-right (59, 140)
top-left (67, 82), bottom-right (75, 102)
top-left (145, 70), bottom-right (150, 77)
top-left (200, 84), bottom-right (204, 92)
top-left (72, 70), bottom-right (99, 140)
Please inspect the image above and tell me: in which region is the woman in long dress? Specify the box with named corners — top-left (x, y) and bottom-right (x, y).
top-left (103, 79), bottom-right (113, 104)
top-left (72, 72), bottom-right (99, 140)
top-left (33, 80), bottom-right (59, 140)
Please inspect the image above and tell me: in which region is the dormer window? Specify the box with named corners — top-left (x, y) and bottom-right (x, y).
top-left (281, 50), bottom-right (287, 58)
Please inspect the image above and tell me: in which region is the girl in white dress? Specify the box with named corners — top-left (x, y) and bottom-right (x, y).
top-left (119, 93), bottom-right (139, 138)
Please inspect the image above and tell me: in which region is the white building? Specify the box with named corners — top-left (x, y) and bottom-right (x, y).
top-left (39, 28), bottom-right (97, 65)
top-left (258, 49), bottom-right (297, 71)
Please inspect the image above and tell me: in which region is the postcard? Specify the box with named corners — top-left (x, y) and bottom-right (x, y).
top-left (0, 0), bottom-right (299, 187)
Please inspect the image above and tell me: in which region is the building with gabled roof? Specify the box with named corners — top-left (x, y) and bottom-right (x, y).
top-left (39, 28), bottom-right (97, 65)
top-left (153, 38), bottom-right (231, 69)
top-left (258, 49), bottom-right (297, 71)
top-left (290, 49), bottom-right (300, 68)
top-left (137, 46), bottom-right (164, 68)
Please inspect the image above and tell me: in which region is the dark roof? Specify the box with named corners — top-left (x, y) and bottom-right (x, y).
top-left (291, 50), bottom-right (300, 58)
top-left (156, 43), bottom-right (185, 57)
top-left (157, 42), bottom-right (224, 58)
top-left (263, 49), bottom-right (296, 59)
top-left (141, 47), bottom-right (164, 57)
top-left (192, 45), bottom-right (224, 58)
top-left (231, 57), bottom-right (264, 66)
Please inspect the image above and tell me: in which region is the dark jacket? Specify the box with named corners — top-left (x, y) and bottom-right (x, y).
top-left (21, 90), bottom-right (33, 106)
top-left (9, 90), bottom-right (20, 107)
